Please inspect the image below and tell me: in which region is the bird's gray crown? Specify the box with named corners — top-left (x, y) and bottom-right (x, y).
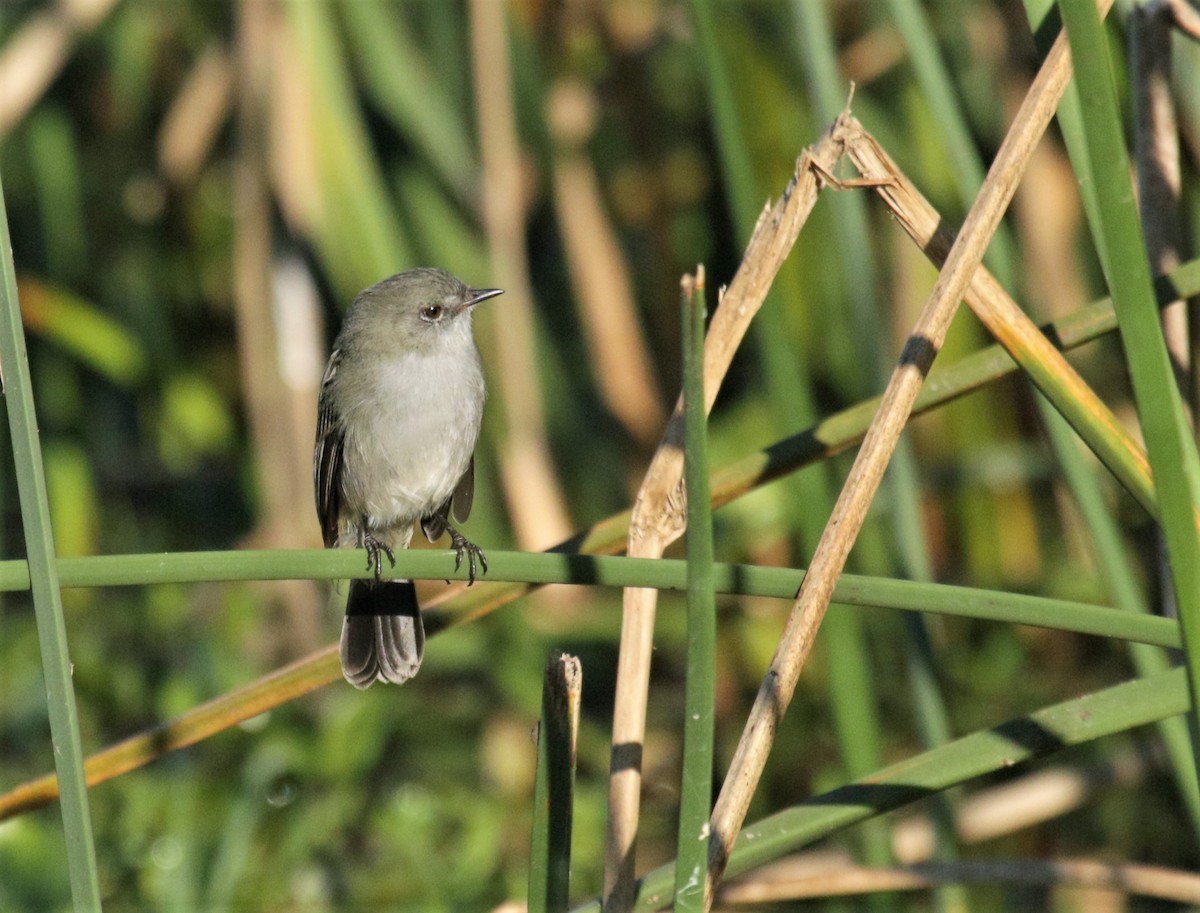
top-left (357, 267), bottom-right (472, 312)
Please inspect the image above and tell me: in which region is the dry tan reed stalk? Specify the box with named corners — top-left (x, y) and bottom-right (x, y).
top-left (703, 2), bottom-right (1114, 906)
top-left (469, 0), bottom-right (574, 548)
top-left (602, 117), bottom-right (853, 913)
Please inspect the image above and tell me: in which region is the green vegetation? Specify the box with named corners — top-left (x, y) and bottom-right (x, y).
top-left (2, 1), bottom-right (1199, 910)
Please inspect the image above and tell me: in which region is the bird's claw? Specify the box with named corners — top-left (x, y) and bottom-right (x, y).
top-left (449, 528), bottom-right (487, 585)
top-left (363, 535), bottom-right (396, 581)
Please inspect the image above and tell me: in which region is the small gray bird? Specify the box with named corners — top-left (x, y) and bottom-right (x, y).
top-left (314, 268), bottom-right (501, 688)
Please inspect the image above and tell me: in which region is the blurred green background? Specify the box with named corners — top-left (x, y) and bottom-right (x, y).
top-left (1, 0), bottom-right (1198, 910)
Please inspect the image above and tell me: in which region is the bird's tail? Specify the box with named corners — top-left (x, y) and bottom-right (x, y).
top-left (340, 579), bottom-right (425, 688)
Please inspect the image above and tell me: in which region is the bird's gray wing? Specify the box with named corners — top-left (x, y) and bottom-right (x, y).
top-left (313, 349), bottom-right (345, 548)
top-left (451, 455), bottom-right (474, 523)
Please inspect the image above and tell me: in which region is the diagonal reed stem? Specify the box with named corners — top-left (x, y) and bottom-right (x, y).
top-left (839, 118), bottom-right (1157, 516)
top-left (603, 114), bottom-right (847, 913)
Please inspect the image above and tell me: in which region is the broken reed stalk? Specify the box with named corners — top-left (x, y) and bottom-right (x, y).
top-left (838, 118), bottom-right (1157, 516)
top-left (529, 651), bottom-right (582, 913)
top-left (702, 2), bottom-right (1113, 905)
top-left (602, 120), bottom-right (850, 912)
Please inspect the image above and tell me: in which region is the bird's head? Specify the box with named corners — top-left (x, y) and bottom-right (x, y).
top-left (351, 267), bottom-right (503, 353)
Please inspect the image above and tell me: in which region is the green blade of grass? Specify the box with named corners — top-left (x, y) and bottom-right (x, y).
top-left (1018, 0), bottom-right (1200, 841)
top-left (0, 175), bottom-right (102, 908)
top-left (1041, 404), bottom-right (1200, 834)
top-left (1060, 0), bottom-right (1200, 771)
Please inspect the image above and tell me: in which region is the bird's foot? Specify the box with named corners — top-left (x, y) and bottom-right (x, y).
top-left (363, 534), bottom-right (396, 581)
top-left (448, 526), bottom-right (487, 585)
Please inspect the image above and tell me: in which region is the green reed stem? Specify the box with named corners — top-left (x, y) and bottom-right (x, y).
top-left (1061, 0), bottom-right (1200, 776)
top-left (674, 274), bottom-right (716, 912)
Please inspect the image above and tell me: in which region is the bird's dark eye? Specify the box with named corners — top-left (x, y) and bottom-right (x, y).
top-left (419, 304), bottom-right (443, 322)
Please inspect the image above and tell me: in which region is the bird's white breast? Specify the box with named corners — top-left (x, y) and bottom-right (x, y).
top-left (337, 336), bottom-right (484, 530)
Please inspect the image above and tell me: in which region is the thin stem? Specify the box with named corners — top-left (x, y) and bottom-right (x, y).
top-left (674, 269), bottom-right (715, 912)
top-left (0, 551), bottom-right (1178, 823)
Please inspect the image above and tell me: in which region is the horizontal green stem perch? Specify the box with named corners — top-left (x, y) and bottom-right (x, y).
top-left (0, 547), bottom-right (1178, 825)
top-left (0, 548), bottom-right (1179, 649)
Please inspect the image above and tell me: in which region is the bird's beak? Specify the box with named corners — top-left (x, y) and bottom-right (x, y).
top-left (465, 287), bottom-right (504, 308)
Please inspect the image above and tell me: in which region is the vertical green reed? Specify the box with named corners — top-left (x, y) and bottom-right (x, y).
top-left (1060, 0), bottom-right (1200, 774)
top-left (673, 274), bottom-right (715, 913)
top-left (1022, 0), bottom-right (1200, 837)
top-left (0, 176), bottom-right (102, 909)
